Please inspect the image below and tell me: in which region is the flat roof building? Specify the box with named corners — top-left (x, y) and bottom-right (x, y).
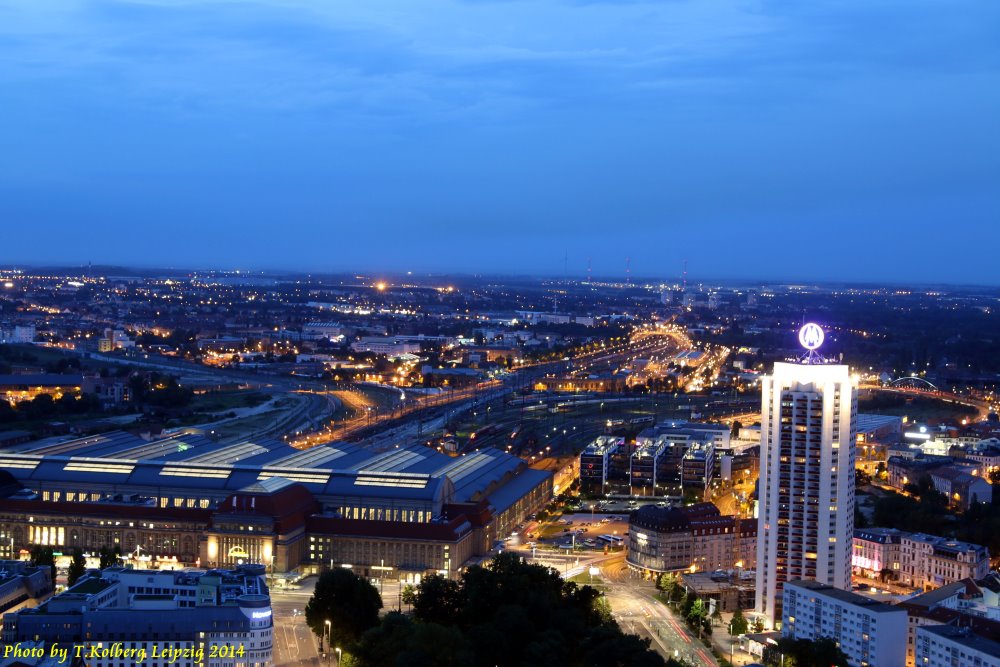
top-left (782, 579), bottom-right (907, 667)
top-left (580, 436), bottom-right (621, 492)
top-left (915, 624), bottom-right (1000, 667)
top-left (2, 564), bottom-right (272, 667)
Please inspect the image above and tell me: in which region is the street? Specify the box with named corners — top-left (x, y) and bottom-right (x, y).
top-left (600, 558), bottom-right (718, 666)
top-left (270, 582), bottom-right (322, 666)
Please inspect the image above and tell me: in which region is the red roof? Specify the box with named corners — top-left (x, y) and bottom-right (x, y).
top-left (900, 605), bottom-right (1000, 642)
top-left (215, 484), bottom-right (318, 533)
top-left (444, 501), bottom-right (493, 527)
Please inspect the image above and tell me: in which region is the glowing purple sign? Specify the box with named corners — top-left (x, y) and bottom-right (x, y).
top-left (798, 323), bottom-right (825, 350)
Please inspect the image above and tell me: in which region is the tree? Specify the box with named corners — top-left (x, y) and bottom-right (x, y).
top-left (682, 488), bottom-right (702, 505)
top-left (353, 613), bottom-right (474, 667)
top-left (762, 636), bottom-right (849, 667)
top-left (729, 608), bottom-right (749, 636)
top-left (371, 553), bottom-right (665, 666)
top-left (879, 567), bottom-right (895, 583)
top-left (731, 420), bottom-right (743, 439)
top-left (688, 598), bottom-right (706, 623)
top-left (98, 545), bottom-right (122, 569)
top-left (669, 579), bottom-right (686, 603)
top-left (29, 546), bottom-right (56, 584)
top-left (305, 568), bottom-right (383, 649)
top-left (412, 574), bottom-right (465, 626)
top-left (401, 584), bottom-right (417, 607)
top-left (67, 550), bottom-right (87, 587)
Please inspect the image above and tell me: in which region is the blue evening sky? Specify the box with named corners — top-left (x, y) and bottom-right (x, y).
top-left (1, 1), bottom-right (998, 283)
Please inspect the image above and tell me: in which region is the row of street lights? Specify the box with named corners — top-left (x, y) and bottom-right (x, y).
top-left (322, 620), bottom-right (341, 666)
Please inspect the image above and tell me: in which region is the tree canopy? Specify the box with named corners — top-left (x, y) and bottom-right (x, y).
top-left (353, 553), bottom-right (664, 667)
top-left (304, 568), bottom-right (383, 649)
top-left (67, 550), bottom-right (87, 587)
top-left (762, 637), bottom-right (850, 667)
top-left (729, 608), bottom-right (749, 636)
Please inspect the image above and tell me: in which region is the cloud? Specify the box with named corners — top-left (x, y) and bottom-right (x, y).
top-left (0, 0), bottom-right (998, 282)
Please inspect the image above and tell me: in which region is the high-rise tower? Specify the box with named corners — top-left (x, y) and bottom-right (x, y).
top-left (755, 323), bottom-right (857, 627)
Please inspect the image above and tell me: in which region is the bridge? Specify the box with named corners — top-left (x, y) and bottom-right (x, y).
top-left (886, 376), bottom-right (940, 391)
top-left (861, 377), bottom-right (993, 422)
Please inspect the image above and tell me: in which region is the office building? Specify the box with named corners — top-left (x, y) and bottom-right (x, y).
top-left (626, 503), bottom-right (756, 575)
top-left (580, 436), bottom-right (621, 493)
top-left (630, 438), bottom-right (667, 489)
top-left (756, 325), bottom-right (858, 626)
top-left (2, 564), bottom-right (272, 667)
top-left (782, 580), bottom-right (907, 667)
top-left (637, 421), bottom-right (731, 451)
top-left (681, 440), bottom-right (715, 496)
top-left (350, 336), bottom-right (421, 357)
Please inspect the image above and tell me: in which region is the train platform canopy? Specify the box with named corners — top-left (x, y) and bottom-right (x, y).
top-left (0, 430), bottom-right (548, 507)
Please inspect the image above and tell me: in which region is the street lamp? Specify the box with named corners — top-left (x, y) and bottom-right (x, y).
top-left (324, 620), bottom-right (331, 661)
top-left (335, 647), bottom-right (342, 667)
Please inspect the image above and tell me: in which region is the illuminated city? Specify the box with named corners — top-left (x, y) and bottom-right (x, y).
top-left (3, 2), bottom-right (1000, 667)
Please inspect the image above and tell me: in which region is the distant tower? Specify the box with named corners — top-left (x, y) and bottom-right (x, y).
top-left (587, 257), bottom-right (592, 285)
top-left (626, 257), bottom-right (631, 285)
top-left (682, 259), bottom-right (688, 291)
top-left (755, 324), bottom-right (857, 627)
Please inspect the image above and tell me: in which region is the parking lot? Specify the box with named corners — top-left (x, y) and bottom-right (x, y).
top-left (512, 512), bottom-right (631, 552)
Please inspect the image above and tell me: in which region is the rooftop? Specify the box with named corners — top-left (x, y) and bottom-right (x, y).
top-left (582, 436), bottom-right (621, 456)
top-left (919, 623), bottom-right (1000, 656)
top-left (784, 580), bottom-right (903, 614)
top-left (0, 430), bottom-right (547, 505)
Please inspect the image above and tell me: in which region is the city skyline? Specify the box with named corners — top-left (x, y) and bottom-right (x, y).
top-left (6, 262), bottom-right (1000, 291)
top-left (2, 267), bottom-right (999, 666)
top-left (3, 1), bottom-right (1000, 283)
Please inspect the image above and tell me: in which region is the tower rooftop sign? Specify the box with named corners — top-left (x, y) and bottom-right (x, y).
top-left (798, 322), bottom-right (826, 364)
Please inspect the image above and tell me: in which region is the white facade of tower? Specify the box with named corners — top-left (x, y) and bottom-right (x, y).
top-left (755, 360), bottom-right (857, 626)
